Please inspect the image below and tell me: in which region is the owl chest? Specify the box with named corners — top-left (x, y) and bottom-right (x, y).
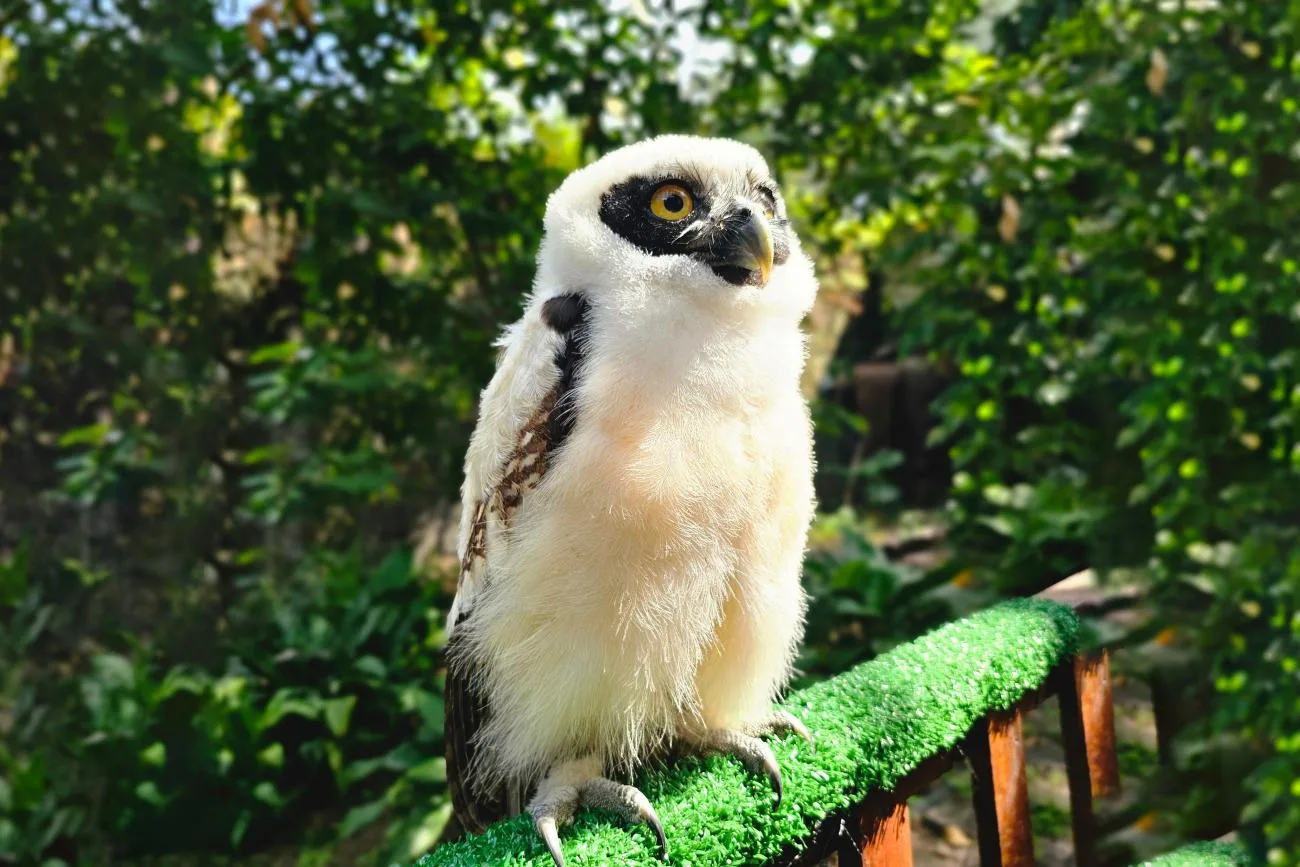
top-left (553, 321), bottom-right (804, 544)
top-left (572, 387), bottom-right (780, 535)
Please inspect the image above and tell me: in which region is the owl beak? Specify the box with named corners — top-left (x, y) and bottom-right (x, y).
top-left (728, 211), bottom-right (774, 286)
top-left (703, 208), bottom-right (774, 287)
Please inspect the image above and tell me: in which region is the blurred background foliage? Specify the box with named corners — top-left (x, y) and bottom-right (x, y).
top-left (1, 0), bottom-right (1297, 864)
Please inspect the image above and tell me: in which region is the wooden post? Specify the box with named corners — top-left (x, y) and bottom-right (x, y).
top-left (967, 709), bottom-right (1035, 867)
top-left (1058, 652), bottom-right (1120, 867)
top-left (856, 800), bottom-right (913, 866)
top-left (1076, 652), bottom-right (1121, 798)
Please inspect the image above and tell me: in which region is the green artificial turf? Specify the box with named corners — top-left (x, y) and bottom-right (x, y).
top-left (1137, 842), bottom-right (1257, 867)
top-left (416, 598), bottom-right (1080, 867)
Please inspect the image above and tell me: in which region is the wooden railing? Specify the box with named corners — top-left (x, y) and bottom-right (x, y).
top-left (770, 649), bottom-right (1120, 867)
top-left (418, 579), bottom-right (1234, 867)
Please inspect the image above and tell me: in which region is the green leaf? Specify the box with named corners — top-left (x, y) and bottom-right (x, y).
top-left (140, 742), bottom-right (167, 767)
top-left (248, 341), bottom-right (302, 365)
top-left (56, 423), bottom-right (111, 447)
top-left (323, 695), bottom-right (358, 737)
top-left (259, 689), bottom-right (322, 729)
top-left (258, 743), bottom-right (285, 768)
top-left (354, 655), bottom-right (388, 679)
top-left (338, 797), bottom-right (388, 839)
top-left (406, 757), bottom-right (447, 783)
top-left (230, 810), bottom-right (251, 848)
top-left (134, 781), bottom-right (165, 807)
top-left (156, 668), bottom-right (210, 701)
top-left (252, 781), bottom-right (283, 807)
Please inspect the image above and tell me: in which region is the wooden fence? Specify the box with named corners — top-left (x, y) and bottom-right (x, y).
top-left (772, 649), bottom-right (1119, 866)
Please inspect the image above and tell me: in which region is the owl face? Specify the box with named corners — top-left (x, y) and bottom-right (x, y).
top-left (536, 136), bottom-right (804, 307)
top-left (594, 161), bottom-right (791, 288)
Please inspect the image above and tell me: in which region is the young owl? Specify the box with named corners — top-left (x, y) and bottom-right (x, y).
top-left (440, 134), bottom-right (819, 865)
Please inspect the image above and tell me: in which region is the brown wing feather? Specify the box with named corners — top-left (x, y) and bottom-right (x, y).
top-left (444, 612), bottom-right (507, 834)
top-left (442, 293), bottom-right (590, 835)
top-left (442, 394), bottom-right (556, 833)
top-left (444, 497), bottom-right (506, 834)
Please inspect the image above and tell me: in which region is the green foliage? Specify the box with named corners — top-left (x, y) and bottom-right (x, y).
top-left (75, 549), bottom-right (448, 857)
top-left (835, 0), bottom-right (1300, 856)
top-left (3, 540), bottom-right (449, 864)
top-left (1029, 801), bottom-right (1072, 841)
top-left (797, 508), bottom-right (954, 684)
top-left (1117, 740), bottom-right (1160, 781)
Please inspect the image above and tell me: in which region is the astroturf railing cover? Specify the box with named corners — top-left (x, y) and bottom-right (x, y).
top-left (417, 598), bottom-right (1082, 867)
top-left (1137, 842), bottom-right (1257, 867)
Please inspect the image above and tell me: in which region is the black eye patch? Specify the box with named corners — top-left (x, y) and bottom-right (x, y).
top-left (597, 171), bottom-right (795, 271)
top-left (598, 175), bottom-right (709, 257)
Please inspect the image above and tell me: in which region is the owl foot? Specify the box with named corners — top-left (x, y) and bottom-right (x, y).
top-left (688, 710), bottom-right (814, 807)
top-left (527, 759), bottom-right (667, 867)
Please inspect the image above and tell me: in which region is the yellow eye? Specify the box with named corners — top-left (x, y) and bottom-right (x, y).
top-left (649, 184), bottom-right (694, 221)
top-left (763, 205), bottom-right (775, 220)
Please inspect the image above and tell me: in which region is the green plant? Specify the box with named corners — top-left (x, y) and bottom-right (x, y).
top-left (797, 509), bottom-right (954, 685)
top-left (827, 0), bottom-right (1300, 857)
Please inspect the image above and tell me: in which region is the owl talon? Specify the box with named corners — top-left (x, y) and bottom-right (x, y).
top-left (527, 775), bottom-right (667, 866)
top-left (699, 729), bottom-right (785, 804)
top-left (534, 815), bottom-right (566, 867)
top-left (581, 777), bottom-right (668, 860)
top-left (691, 712), bottom-right (813, 808)
top-left (747, 709), bottom-right (815, 750)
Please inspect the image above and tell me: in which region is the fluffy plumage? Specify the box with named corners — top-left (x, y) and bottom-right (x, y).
top-left (440, 134), bottom-right (819, 859)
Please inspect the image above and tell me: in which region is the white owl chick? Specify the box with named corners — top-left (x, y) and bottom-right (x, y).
top-left (440, 134), bottom-right (819, 865)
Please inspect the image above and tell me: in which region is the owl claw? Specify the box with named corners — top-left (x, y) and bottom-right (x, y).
top-left (692, 710), bottom-right (814, 808)
top-left (527, 775), bottom-right (667, 867)
top-left (534, 815), bottom-right (566, 867)
top-left (582, 777), bottom-right (668, 860)
top-left (761, 746), bottom-right (784, 806)
top-left (750, 709), bottom-right (815, 751)
top-left (697, 728), bottom-right (785, 804)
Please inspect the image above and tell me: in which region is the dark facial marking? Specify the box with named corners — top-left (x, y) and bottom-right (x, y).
top-left (598, 175), bottom-right (709, 257)
top-left (597, 170), bottom-right (794, 284)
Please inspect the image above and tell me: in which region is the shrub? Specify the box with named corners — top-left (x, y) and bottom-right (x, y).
top-left (843, 0), bottom-right (1300, 856)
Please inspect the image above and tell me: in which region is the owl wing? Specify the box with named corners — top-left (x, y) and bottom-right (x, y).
top-left (444, 292), bottom-right (590, 834)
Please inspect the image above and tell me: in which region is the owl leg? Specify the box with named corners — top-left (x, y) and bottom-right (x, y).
top-left (684, 710), bottom-right (814, 806)
top-left (526, 756), bottom-right (667, 867)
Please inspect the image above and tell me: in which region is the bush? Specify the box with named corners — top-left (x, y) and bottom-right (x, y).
top-left (841, 0), bottom-right (1300, 856)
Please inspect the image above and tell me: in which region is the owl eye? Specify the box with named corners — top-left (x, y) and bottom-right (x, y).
top-left (649, 184), bottom-right (694, 221)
